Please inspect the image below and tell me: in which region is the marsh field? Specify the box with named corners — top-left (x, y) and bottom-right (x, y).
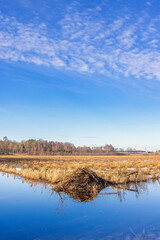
top-left (1, 154), bottom-right (160, 239)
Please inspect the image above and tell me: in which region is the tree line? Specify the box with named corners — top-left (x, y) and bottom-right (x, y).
top-left (0, 137), bottom-right (116, 155)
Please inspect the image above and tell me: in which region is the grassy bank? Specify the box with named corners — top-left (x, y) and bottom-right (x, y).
top-left (0, 154), bottom-right (160, 184)
top-left (0, 154), bottom-right (160, 201)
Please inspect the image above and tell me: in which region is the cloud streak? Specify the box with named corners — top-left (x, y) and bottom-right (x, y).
top-left (0, 107), bottom-right (9, 114)
top-left (1, 3), bottom-right (160, 81)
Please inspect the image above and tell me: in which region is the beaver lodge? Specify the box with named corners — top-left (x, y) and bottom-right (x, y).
top-left (54, 168), bottom-right (109, 202)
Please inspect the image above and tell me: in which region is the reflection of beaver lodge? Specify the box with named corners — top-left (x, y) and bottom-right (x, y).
top-left (54, 168), bottom-right (108, 202)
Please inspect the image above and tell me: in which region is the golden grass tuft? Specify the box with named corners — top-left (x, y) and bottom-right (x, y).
top-left (0, 154), bottom-right (160, 195)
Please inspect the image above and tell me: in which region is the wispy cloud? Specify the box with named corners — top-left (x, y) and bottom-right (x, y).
top-left (1, 3), bottom-right (160, 81)
top-left (0, 107), bottom-right (9, 114)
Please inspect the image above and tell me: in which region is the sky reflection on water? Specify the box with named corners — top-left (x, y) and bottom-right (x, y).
top-left (0, 173), bottom-right (160, 240)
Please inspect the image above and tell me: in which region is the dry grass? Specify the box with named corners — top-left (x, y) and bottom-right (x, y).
top-left (0, 154), bottom-right (160, 201)
top-left (0, 154), bottom-right (160, 184)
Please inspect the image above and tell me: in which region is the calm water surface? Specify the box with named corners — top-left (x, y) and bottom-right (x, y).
top-left (0, 172), bottom-right (160, 240)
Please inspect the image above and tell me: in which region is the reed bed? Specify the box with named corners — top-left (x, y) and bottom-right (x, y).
top-left (0, 154), bottom-right (160, 185)
top-left (0, 154), bottom-right (160, 201)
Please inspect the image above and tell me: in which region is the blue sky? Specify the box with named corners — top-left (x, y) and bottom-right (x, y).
top-left (1, 0), bottom-right (160, 150)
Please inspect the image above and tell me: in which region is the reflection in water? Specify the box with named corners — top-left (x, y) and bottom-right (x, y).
top-left (111, 230), bottom-right (160, 240)
top-left (55, 180), bottom-right (149, 203)
top-left (1, 169), bottom-right (154, 203)
top-left (1, 172), bottom-right (160, 239)
top-left (54, 168), bottom-right (107, 202)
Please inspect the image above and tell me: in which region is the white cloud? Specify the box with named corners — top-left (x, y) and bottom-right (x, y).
top-left (1, 5), bottom-right (160, 81)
